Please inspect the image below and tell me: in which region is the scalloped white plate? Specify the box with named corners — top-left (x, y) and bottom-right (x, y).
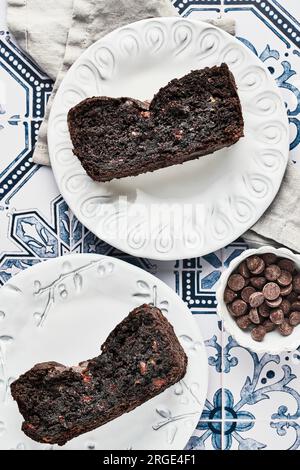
top-left (48, 18), bottom-right (289, 260)
top-left (0, 254), bottom-right (207, 450)
top-left (216, 246), bottom-right (300, 354)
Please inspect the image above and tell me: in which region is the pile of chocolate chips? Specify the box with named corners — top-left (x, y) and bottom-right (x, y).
top-left (224, 253), bottom-right (300, 342)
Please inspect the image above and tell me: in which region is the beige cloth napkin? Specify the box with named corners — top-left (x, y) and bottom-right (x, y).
top-left (8, 1), bottom-right (298, 253)
top-left (8, 0), bottom-right (74, 82)
top-left (243, 163), bottom-right (300, 253)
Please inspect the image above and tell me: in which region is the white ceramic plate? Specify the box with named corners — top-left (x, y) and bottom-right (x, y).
top-left (48, 17), bottom-right (289, 260)
top-left (0, 254), bottom-right (207, 450)
top-left (216, 246), bottom-right (300, 354)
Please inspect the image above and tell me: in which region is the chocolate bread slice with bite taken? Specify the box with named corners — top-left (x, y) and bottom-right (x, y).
top-left (67, 63), bottom-right (244, 182)
top-left (11, 304), bottom-right (187, 446)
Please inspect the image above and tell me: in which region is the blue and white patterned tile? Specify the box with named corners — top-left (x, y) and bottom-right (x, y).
top-left (0, 119), bottom-right (36, 200)
top-left (174, 252), bottom-right (223, 313)
top-left (173, 0), bottom-right (221, 14)
top-left (223, 0), bottom-right (300, 48)
top-left (0, 190), bottom-right (67, 284)
top-left (186, 420), bottom-right (223, 450)
top-left (222, 337), bottom-right (300, 422)
top-left (0, 24), bottom-right (64, 285)
top-left (195, 314), bottom-right (223, 420)
top-left (0, 118), bottom-right (64, 284)
top-left (222, 239), bottom-right (248, 270)
top-left (0, 31), bottom-right (52, 118)
top-left (224, 420), bottom-right (300, 450)
top-left (223, 421), bottom-right (266, 450)
top-left (158, 256), bottom-right (224, 419)
top-left (172, 252), bottom-right (224, 418)
top-left (187, 418), bottom-right (300, 450)
top-left (173, 0), bottom-right (221, 19)
top-left (0, 31), bottom-right (53, 200)
top-left (275, 0), bottom-right (300, 22)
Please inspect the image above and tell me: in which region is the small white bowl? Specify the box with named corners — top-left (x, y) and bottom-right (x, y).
top-left (216, 245), bottom-right (300, 354)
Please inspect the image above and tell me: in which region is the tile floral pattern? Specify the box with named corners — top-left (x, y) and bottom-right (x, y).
top-left (0, 0), bottom-right (299, 450)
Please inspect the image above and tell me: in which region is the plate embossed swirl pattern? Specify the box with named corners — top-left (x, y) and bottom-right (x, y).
top-left (0, 254), bottom-right (206, 450)
top-left (48, 18), bottom-right (289, 260)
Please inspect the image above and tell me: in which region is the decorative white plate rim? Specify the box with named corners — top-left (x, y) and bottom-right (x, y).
top-left (0, 254), bottom-right (207, 450)
top-left (48, 17), bottom-right (289, 260)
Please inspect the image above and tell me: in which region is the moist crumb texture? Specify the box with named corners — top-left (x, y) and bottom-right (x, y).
top-left (67, 63), bottom-right (244, 182)
top-left (10, 304), bottom-right (187, 446)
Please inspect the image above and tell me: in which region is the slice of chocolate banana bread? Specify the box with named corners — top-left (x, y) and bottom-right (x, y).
top-left (11, 304), bottom-right (187, 446)
top-left (67, 63), bottom-right (244, 182)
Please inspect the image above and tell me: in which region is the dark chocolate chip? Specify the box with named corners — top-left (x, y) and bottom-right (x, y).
top-left (230, 299), bottom-right (248, 317)
top-left (277, 270), bottom-right (293, 287)
top-left (246, 256), bottom-right (263, 273)
top-left (236, 315), bottom-right (252, 330)
top-left (265, 264), bottom-right (281, 281)
top-left (251, 259), bottom-right (265, 275)
top-left (262, 253), bottom-right (278, 265)
top-left (293, 274), bottom-right (300, 294)
top-left (258, 302), bottom-right (271, 318)
top-left (278, 320), bottom-right (294, 336)
top-left (248, 308), bottom-right (261, 324)
top-left (249, 292), bottom-right (265, 308)
top-left (263, 282), bottom-right (281, 301)
top-left (250, 277), bottom-right (266, 289)
top-left (238, 261), bottom-right (250, 278)
top-left (280, 283), bottom-right (293, 297)
top-left (289, 311), bottom-right (300, 326)
top-left (224, 288), bottom-right (237, 304)
top-left (266, 296), bottom-right (282, 308)
top-left (251, 325), bottom-right (266, 342)
top-left (228, 274), bottom-right (245, 292)
top-left (278, 258), bottom-right (295, 273)
top-left (241, 286), bottom-right (256, 303)
top-left (270, 308), bottom-right (284, 325)
top-left (281, 299), bottom-right (291, 316)
top-left (286, 291), bottom-right (298, 303)
top-left (263, 319), bottom-right (277, 332)
top-left (291, 301), bottom-right (300, 312)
